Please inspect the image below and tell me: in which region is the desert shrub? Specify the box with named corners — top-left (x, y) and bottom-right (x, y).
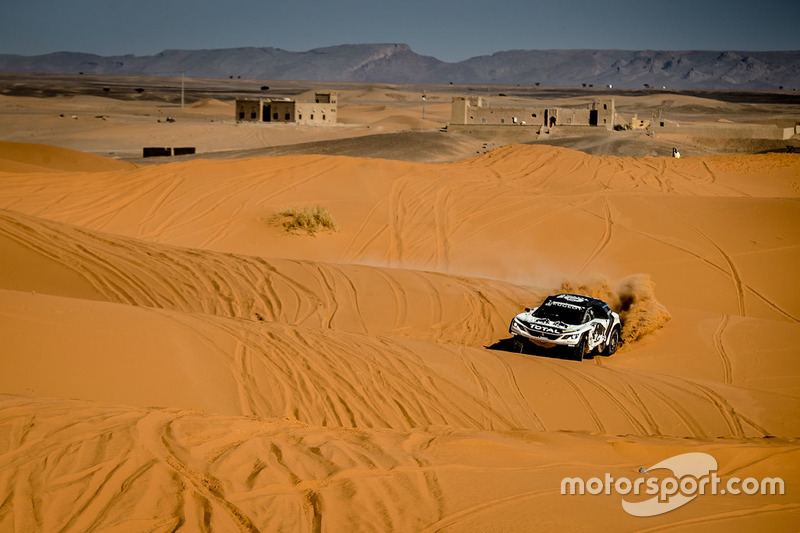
top-left (275, 206), bottom-right (337, 235)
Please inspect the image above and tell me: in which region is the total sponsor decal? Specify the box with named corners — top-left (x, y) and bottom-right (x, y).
top-left (560, 452), bottom-right (785, 517)
top-left (528, 323), bottom-right (561, 335)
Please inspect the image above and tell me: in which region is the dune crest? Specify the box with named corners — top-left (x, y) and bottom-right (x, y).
top-left (0, 141), bottom-right (135, 172)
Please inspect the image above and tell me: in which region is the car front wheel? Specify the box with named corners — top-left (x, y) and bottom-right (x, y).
top-left (510, 336), bottom-right (526, 354)
top-left (572, 334), bottom-right (589, 361)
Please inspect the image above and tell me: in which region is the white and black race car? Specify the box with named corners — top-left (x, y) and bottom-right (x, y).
top-left (508, 293), bottom-right (621, 360)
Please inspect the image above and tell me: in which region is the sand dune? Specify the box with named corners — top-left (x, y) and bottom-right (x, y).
top-left (1, 142), bottom-right (797, 323)
top-left (338, 102), bottom-right (449, 131)
top-left (190, 97), bottom-right (232, 110)
top-left (0, 208), bottom-right (544, 347)
top-left (3, 207), bottom-right (797, 423)
top-left (0, 141), bottom-right (135, 172)
top-left (0, 135), bottom-right (798, 531)
top-left (3, 287), bottom-right (796, 439)
top-left (2, 394), bottom-right (796, 532)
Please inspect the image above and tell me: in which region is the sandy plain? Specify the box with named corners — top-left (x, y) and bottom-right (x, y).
top-left (0, 74), bottom-right (798, 531)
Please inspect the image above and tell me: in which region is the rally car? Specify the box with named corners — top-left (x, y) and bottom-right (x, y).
top-left (508, 293), bottom-right (621, 360)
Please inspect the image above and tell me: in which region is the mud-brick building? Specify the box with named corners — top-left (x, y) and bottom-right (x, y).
top-left (450, 96), bottom-right (615, 130)
top-left (235, 91), bottom-right (337, 125)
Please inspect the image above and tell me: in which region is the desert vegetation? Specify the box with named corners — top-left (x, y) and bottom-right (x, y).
top-left (274, 206), bottom-right (337, 235)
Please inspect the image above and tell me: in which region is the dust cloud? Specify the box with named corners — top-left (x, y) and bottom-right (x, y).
top-left (559, 274), bottom-right (671, 343)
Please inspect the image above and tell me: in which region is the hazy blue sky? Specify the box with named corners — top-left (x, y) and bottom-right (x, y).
top-left (1, 0), bottom-right (798, 62)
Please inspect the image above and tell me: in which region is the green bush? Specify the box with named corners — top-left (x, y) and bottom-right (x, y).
top-left (275, 206), bottom-right (337, 235)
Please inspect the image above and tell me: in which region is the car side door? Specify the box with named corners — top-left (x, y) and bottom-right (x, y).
top-left (585, 306), bottom-right (608, 348)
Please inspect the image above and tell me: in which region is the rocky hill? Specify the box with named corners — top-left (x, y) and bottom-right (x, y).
top-left (0, 44), bottom-right (797, 90)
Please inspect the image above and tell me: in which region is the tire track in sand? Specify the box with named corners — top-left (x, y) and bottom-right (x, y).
top-left (433, 187), bottom-right (452, 273)
top-left (689, 224), bottom-right (746, 317)
top-left (545, 364), bottom-right (606, 434)
top-left (620, 202), bottom-right (798, 322)
top-left (498, 357), bottom-right (546, 431)
top-left (567, 364), bottom-right (649, 435)
top-left (388, 178), bottom-right (407, 267)
top-left (713, 314), bottom-right (733, 384)
top-left (611, 373), bottom-right (706, 438)
top-left (419, 487), bottom-right (555, 532)
top-left (635, 503), bottom-right (800, 533)
top-left (579, 196), bottom-right (613, 273)
top-left (136, 411), bottom-right (259, 532)
top-left (647, 199), bottom-right (745, 316)
top-left (637, 371), bottom-right (755, 438)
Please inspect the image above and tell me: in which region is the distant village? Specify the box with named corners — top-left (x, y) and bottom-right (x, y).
top-left (234, 91), bottom-right (798, 141)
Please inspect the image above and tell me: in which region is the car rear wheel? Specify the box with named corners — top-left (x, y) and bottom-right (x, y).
top-left (602, 327), bottom-right (620, 356)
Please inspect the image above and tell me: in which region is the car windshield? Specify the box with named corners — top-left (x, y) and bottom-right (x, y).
top-left (533, 302), bottom-right (585, 325)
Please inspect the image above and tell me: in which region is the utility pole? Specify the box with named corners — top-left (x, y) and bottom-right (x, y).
top-left (181, 71), bottom-right (185, 108)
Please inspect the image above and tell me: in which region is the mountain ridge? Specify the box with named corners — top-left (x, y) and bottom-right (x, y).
top-left (1, 44), bottom-right (798, 90)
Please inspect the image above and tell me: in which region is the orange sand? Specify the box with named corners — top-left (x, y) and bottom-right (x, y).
top-left (0, 128), bottom-right (798, 530)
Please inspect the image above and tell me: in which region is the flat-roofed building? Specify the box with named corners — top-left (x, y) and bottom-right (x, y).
top-left (235, 91), bottom-right (337, 125)
top-left (450, 96), bottom-right (615, 130)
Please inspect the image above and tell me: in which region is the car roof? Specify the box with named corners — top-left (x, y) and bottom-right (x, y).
top-left (542, 293), bottom-right (609, 310)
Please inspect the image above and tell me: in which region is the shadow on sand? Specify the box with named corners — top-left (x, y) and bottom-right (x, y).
top-left (486, 337), bottom-right (598, 362)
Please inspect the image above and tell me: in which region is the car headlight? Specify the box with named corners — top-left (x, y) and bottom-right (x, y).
top-left (562, 333), bottom-right (579, 340)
